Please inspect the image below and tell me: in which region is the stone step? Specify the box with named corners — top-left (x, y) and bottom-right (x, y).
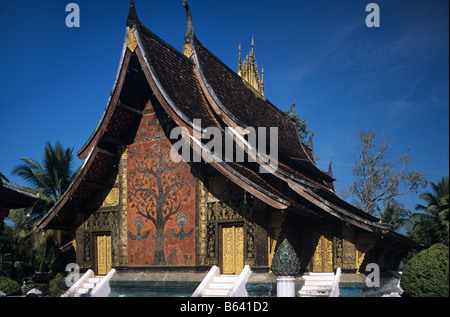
top-left (88, 277), bottom-right (101, 284)
top-left (208, 282), bottom-right (235, 290)
top-left (299, 287), bottom-right (331, 297)
top-left (303, 275), bottom-right (334, 281)
top-left (203, 288), bottom-right (230, 297)
top-left (83, 282), bottom-right (96, 289)
top-left (212, 275), bottom-right (239, 283)
top-left (300, 285), bottom-right (332, 291)
top-left (75, 288), bottom-right (90, 295)
top-left (308, 272), bottom-right (335, 276)
top-left (299, 293), bottom-right (330, 297)
top-left (304, 280), bottom-right (334, 286)
top-left (299, 272), bottom-right (335, 297)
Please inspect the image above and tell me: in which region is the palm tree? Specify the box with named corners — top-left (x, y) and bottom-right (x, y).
top-left (12, 142), bottom-right (78, 203)
top-left (411, 176), bottom-right (449, 246)
top-left (379, 200), bottom-right (411, 232)
top-left (11, 142), bottom-right (79, 273)
top-left (1, 172), bottom-right (9, 185)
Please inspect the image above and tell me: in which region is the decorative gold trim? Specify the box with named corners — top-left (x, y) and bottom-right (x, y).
top-left (312, 230), bottom-right (333, 272)
top-left (237, 36), bottom-right (264, 96)
top-left (118, 146), bottom-right (129, 266)
top-left (96, 235), bottom-right (112, 275)
top-left (127, 28), bottom-right (138, 52)
top-left (222, 225), bottom-right (244, 274)
top-left (342, 224), bottom-right (356, 270)
top-left (102, 188), bottom-right (119, 207)
top-left (196, 177), bottom-right (208, 265)
top-left (183, 43), bottom-right (194, 58)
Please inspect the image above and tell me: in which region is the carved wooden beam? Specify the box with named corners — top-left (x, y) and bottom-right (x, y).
top-left (101, 134), bottom-right (128, 147)
top-left (117, 101), bottom-right (143, 116)
top-left (82, 180), bottom-right (106, 190)
top-left (97, 147), bottom-right (121, 159)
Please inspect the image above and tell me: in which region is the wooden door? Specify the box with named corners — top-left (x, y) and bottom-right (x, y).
top-left (221, 225), bottom-right (244, 274)
top-left (95, 234), bottom-right (111, 275)
top-left (312, 230), bottom-right (333, 272)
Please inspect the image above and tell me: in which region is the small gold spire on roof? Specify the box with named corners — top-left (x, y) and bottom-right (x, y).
top-left (237, 36), bottom-right (264, 96)
top-left (182, 0), bottom-right (195, 58)
top-left (238, 42), bottom-right (242, 75)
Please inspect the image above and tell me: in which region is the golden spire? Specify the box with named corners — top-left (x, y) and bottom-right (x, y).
top-left (238, 42), bottom-right (242, 75)
top-left (238, 36), bottom-right (264, 96)
top-left (182, 0), bottom-right (195, 58)
top-left (251, 35), bottom-right (254, 52)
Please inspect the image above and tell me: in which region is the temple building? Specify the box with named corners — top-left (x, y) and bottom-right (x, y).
top-left (38, 1), bottom-right (418, 289)
top-left (1, 180), bottom-right (39, 234)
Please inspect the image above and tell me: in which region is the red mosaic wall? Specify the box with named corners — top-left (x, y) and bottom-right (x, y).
top-left (127, 104), bottom-right (195, 266)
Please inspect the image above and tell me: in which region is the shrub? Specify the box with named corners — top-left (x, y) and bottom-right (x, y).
top-left (0, 276), bottom-right (22, 296)
top-left (49, 273), bottom-right (67, 297)
top-left (400, 243), bottom-right (449, 297)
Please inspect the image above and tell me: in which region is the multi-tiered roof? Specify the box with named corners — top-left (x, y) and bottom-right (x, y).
top-left (38, 1), bottom-right (418, 249)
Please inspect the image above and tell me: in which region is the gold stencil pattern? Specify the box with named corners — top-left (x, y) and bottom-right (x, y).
top-left (127, 28), bottom-right (138, 52)
top-left (222, 225), bottom-right (244, 274)
top-left (102, 188), bottom-right (119, 207)
top-left (96, 235), bottom-right (111, 275)
top-left (313, 230), bottom-right (333, 272)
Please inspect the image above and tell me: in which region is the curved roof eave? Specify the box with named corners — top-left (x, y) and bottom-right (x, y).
top-left (37, 147), bottom-right (95, 230)
top-left (76, 27), bottom-right (133, 160)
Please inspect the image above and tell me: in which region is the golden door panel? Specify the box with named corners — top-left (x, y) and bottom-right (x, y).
top-left (313, 230), bottom-right (333, 272)
top-left (95, 234), bottom-right (111, 275)
top-left (222, 225), bottom-right (244, 274)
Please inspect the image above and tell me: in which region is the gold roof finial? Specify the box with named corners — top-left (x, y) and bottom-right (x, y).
top-left (261, 66), bottom-right (264, 87)
top-left (238, 41), bottom-right (242, 75)
top-left (182, 0), bottom-right (195, 58)
top-left (237, 36), bottom-right (264, 96)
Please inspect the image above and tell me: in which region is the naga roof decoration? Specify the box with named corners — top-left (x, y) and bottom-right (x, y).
top-left (37, 1), bottom-right (419, 249)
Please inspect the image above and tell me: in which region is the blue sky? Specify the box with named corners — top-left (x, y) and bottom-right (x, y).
top-left (0, 0), bottom-right (448, 214)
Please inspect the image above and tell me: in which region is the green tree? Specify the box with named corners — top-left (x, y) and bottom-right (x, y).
top-left (9, 142), bottom-right (79, 274)
top-left (12, 142), bottom-right (78, 203)
top-left (410, 176), bottom-right (449, 247)
top-left (344, 130), bottom-right (427, 215)
top-left (379, 200), bottom-right (411, 232)
top-left (0, 209), bottom-right (37, 282)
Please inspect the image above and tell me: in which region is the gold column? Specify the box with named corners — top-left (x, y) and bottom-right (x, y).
top-left (342, 224), bottom-right (356, 270)
top-left (117, 146), bottom-right (129, 266)
top-left (195, 177), bottom-right (208, 265)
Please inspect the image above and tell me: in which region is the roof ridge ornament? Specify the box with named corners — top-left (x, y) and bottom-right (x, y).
top-left (126, 0), bottom-right (140, 27)
top-left (182, 0), bottom-right (195, 58)
top-left (327, 156), bottom-right (333, 177)
top-left (237, 36), bottom-right (265, 96)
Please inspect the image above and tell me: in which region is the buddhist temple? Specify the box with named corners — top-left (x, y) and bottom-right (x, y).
top-left (1, 179), bottom-right (39, 234)
top-left (37, 0), bottom-right (419, 295)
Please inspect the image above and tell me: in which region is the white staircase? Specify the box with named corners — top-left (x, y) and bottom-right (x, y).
top-left (298, 272), bottom-right (336, 297)
top-left (62, 269), bottom-right (116, 297)
top-left (192, 265), bottom-right (252, 297)
top-left (73, 276), bottom-right (103, 297)
top-left (203, 275), bottom-right (240, 297)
